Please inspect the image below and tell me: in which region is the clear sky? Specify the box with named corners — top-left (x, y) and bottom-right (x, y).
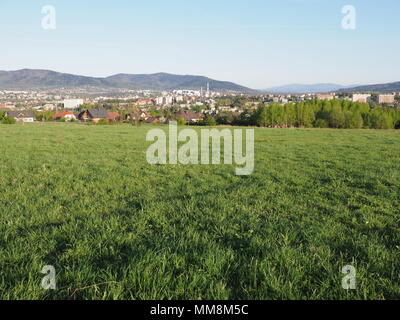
top-left (0, 0), bottom-right (399, 89)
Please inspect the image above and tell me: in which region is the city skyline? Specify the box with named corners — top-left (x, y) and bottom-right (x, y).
top-left (0, 0), bottom-right (399, 89)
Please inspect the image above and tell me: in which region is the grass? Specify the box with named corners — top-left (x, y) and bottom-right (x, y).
top-left (0, 122), bottom-right (399, 300)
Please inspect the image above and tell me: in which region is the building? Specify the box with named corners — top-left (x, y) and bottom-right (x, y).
top-left (218, 106), bottom-right (242, 113)
top-left (316, 94), bottom-right (335, 101)
top-left (155, 96), bottom-right (174, 106)
top-left (145, 116), bottom-right (165, 124)
top-left (77, 108), bottom-right (108, 122)
top-left (43, 104), bottom-right (56, 111)
top-left (175, 110), bottom-right (204, 123)
top-left (64, 99), bottom-right (84, 109)
top-left (155, 97), bottom-right (164, 105)
top-left (377, 94), bottom-right (395, 104)
top-left (165, 96), bottom-right (174, 105)
top-left (6, 110), bottom-right (36, 122)
top-left (106, 112), bottom-right (121, 122)
top-left (0, 103), bottom-right (16, 109)
top-left (53, 111), bottom-right (76, 121)
top-left (352, 94), bottom-right (371, 103)
top-left (125, 110), bottom-right (150, 122)
top-left (137, 99), bottom-right (154, 106)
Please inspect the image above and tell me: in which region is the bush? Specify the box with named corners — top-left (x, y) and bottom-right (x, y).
top-left (1, 116), bottom-right (16, 124)
top-left (96, 119), bottom-right (108, 125)
top-left (201, 116), bottom-right (217, 126)
top-left (175, 117), bottom-right (186, 126)
top-left (314, 119), bottom-right (329, 128)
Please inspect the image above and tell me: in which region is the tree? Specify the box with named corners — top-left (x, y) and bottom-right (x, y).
top-left (329, 105), bottom-right (345, 128)
top-left (1, 116), bottom-right (16, 124)
top-left (344, 111), bottom-right (363, 129)
top-left (202, 115), bottom-right (217, 126)
top-left (175, 117), bottom-right (186, 126)
top-left (216, 112), bottom-right (237, 125)
top-left (254, 105), bottom-right (269, 127)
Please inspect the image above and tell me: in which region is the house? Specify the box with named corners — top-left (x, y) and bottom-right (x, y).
top-left (53, 111), bottom-right (76, 121)
top-left (125, 110), bottom-right (150, 122)
top-left (43, 104), bottom-right (56, 111)
top-left (175, 110), bottom-right (204, 123)
top-left (0, 103), bottom-right (16, 109)
top-left (77, 108), bottom-right (108, 122)
top-left (145, 116), bottom-right (164, 124)
top-left (6, 110), bottom-right (36, 122)
top-left (136, 99), bottom-right (154, 106)
top-left (218, 106), bottom-right (242, 113)
top-left (106, 111), bottom-right (121, 122)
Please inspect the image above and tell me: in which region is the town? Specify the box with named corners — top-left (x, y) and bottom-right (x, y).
top-left (0, 87), bottom-right (399, 129)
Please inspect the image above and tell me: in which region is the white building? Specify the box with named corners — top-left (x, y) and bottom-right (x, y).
top-left (155, 97), bottom-right (164, 105)
top-left (6, 110), bottom-right (35, 122)
top-left (352, 94), bottom-right (371, 103)
top-left (377, 94), bottom-right (395, 104)
top-left (63, 99), bottom-right (84, 109)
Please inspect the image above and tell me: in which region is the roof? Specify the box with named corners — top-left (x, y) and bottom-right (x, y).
top-left (7, 110), bottom-right (36, 118)
top-left (87, 108), bottom-right (109, 119)
top-left (175, 110), bottom-right (203, 122)
top-left (107, 111), bottom-right (120, 120)
top-left (53, 111), bottom-right (75, 119)
top-left (145, 117), bottom-right (162, 123)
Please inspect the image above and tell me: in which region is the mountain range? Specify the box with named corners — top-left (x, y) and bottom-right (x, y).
top-left (0, 69), bottom-right (256, 93)
top-left (0, 69), bottom-right (398, 94)
top-left (338, 82), bottom-right (400, 93)
top-left (264, 82), bottom-right (400, 94)
top-left (262, 83), bottom-right (355, 94)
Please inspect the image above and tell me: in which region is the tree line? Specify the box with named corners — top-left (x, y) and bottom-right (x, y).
top-left (216, 99), bottom-right (400, 129)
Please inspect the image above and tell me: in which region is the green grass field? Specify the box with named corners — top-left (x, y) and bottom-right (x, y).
top-left (0, 123), bottom-right (399, 300)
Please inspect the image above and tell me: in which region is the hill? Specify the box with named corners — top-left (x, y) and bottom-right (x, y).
top-left (262, 83), bottom-right (350, 94)
top-left (0, 69), bottom-right (256, 93)
top-left (339, 81), bottom-right (400, 93)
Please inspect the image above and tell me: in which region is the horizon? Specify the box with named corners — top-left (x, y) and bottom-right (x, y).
top-left (0, 1), bottom-right (399, 88)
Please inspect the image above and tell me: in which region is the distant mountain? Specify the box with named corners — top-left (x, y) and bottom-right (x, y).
top-left (0, 69), bottom-right (256, 93)
top-left (0, 69), bottom-right (107, 88)
top-left (339, 81), bottom-right (400, 93)
top-left (262, 83), bottom-right (352, 94)
top-left (105, 72), bottom-right (256, 92)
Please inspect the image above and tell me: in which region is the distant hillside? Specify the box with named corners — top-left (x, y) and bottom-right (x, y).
top-left (262, 83), bottom-right (350, 94)
top-left (0, 69), bottom-right (257, 93)
top-left (339, 81), bottom-right (400, 93)
top-left (0, 69), bottom-right (107, 88)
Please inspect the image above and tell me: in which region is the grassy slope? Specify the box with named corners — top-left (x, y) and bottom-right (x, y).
top-left (0, 123), bottom-right (399, 300)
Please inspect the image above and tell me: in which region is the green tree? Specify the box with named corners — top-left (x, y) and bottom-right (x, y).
top-left (202, 116), bottom-right (217, 126)
top-left (329, 105), bottom-right (345, 128)
top-left (1, 116), bottom-right (16, 124)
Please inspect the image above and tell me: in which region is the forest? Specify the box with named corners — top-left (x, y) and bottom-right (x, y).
top-left (217, 100), bottom-right (400, 129)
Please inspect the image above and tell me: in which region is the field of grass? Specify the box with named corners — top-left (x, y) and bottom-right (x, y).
top-left (0, 123), bottom-right (399, 300)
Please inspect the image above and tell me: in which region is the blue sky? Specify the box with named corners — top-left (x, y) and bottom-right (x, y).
top-left (0, 0), bottom-right (399, 88)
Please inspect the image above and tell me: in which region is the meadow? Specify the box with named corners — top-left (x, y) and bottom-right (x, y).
top-left (0, 123), bottom-right (399, 300)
